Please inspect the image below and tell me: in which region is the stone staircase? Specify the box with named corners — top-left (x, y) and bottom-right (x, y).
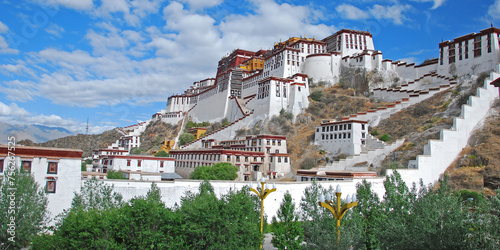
top-left (388, 69), bottom-right (500, 186)
top-left (319, 135), bottom-right (405, 171)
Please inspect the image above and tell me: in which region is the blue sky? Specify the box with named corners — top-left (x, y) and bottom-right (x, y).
top-left (0, 0), bottom-right (499, 135)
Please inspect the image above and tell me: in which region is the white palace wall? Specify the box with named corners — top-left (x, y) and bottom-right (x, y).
top-left (189, 87), bottom-right (230, 123)
top-left (102, 178), bottom-right (386, 223)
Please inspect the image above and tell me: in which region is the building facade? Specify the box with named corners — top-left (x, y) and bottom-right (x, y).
top-left (0, 145), bottom-right (82, 222)
top-left (438, 27), bottom-right (500, 77)
top-left (170, 135), bottom-right (291, 181)
top-left (314, 119), bottom-right (369, 156)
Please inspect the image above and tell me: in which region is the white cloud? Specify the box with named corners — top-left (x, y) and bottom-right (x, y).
top-left (0, 63), bottom-right (37, 78)
top-left (0, 21), bottom-right (8, 33)
top-left (0, 102), bottom-right (30, 116)
top-left (4, 0), bottom-right (335, 110)
top-left (369, 4), bottom-right (411, 25)
top-left (0, 80), bottom-right (37, 102)
top-left (336, 4), bottom-right (370, 20)
top-left (0, 22), bottom-right (19, 54)
top-left (489, 0), bottom-right (500, 20)
top-left (411, 0), bottom-right (446, 10)
top-left (45, 23), bottom-right (65, 37)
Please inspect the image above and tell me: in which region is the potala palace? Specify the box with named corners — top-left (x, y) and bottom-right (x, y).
top-left (3, 27), bottom-right (500, 224)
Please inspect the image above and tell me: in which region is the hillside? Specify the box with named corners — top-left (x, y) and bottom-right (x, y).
top-left (445, 101), bottom-right (500, 194)
top-left (19, 129), bottom-right (123, 158)
top-left (136, 120), bottom-right (180, 154)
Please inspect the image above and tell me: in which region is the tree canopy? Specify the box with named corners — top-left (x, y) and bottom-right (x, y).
top-left (0, 169), bottom-right (48, 249)
top-left (190, 162), bottom-right (238, 180)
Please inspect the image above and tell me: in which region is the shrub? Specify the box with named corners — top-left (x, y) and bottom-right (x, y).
top-left (154, 150), bottom-right (170, 157)
top-left (179, 133), bottom-right (195, 145)
top-left (190, 163), bottom-right (238, 180)
top-left (379, 134), bottom-right (390, 142)
top-left (301, 157), bottom-right (316, 170)
top-left (107, 170), bottom-right (127, 180)
top-left (309, 91), bottom-right (323, 102)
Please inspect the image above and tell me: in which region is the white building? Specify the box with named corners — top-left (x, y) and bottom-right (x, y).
top-left (170, 135), bottom-right (291, 181)
top-left (437, 27), bottom-right (500, 76)
top-left (314, 119), bottom-right (369, 156)
top-left (0, 145), bottom-right (82, 223)
top-left (100, 154), bottom-right (178, 181)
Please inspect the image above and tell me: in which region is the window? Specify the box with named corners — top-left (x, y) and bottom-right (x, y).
top-left (127, 160), bottom-right (131, 166)
top-left (227, 155), bottom-right (231, 161)
top-left (46, 180), bottom-right (56, 193)
top-left (362, 132), bottom-right (366, 139)
top-left (278, 140), bottom-right (281, 146)
top-left (284, 157), bottom-right (288, 163)
top-left (245, 157), bottom-right (249, 162)
top-left (160, 161), bottom-right (164, 168)
top-left (22, 161), bottom-right (31, 172)
top-left (272, 140), bottom-right (276, 146)
top-left (362, 124), bottom-right (365, 130)
top-left (0, 159), bottom-right (3, 173)
top-left (138, 160), bottom-right (142, 167)
top-left (47, 162), bottom-right (58, 174)
top-left (236, 156), bottom-right (240, 162)
top-left (278, 157), bottom-right (281, 163)
top-left (348, 124), bottom-right (352, 130)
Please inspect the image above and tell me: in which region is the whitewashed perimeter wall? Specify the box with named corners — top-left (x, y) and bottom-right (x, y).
top-left (189, 89), bottom-right (230, 123)
top-left (103, 178), bottom-right (386, 223)
top-left (388, 71), bottom-right (500, 186)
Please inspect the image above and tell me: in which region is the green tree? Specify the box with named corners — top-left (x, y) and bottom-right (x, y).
top-left (178, 181), bottom-right (260, 249)
top-left (271, 191), bottom-right (303, 249)
top-left (190, 162), bottom-right (238, 180)
top-left (129, 147), bottom-right (143, 154)
top-left (179, 133), bottom-right (195, 145)
top-left (309, 91), bottom-right (323, 102)
top-left (106, 170), bottom-right (127, 179)
top-left (300, 181), bottom-right (338, 249)
top-left (0, 168), bottom-right (48, 249)
top-left (70, 178), bottom-right (123, 211)
top-left (154, 150), bottom-right (170, 157)
top-left (146, 182), bottom-right (162, 203)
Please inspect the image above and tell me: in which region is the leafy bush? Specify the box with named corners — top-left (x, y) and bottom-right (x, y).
top-left (301, 157), bottom-right (316, 170)
top-left (379, 134), bottom-right (391, 142)
top-left (154, 150), bottom-right (170, 157)
top-left (309, 91), bottom-right (323, 102)
top-left (186, 121), bottom-right (210, 129)
top-left (106, 170), bottom-right (127, 180)
top-left (279, 108), bottom-right (294, 121)
top-left (130, 147), bottom-right (142, 154)
top-left (179, 133), bottom-right (195, 145)
top-left (370, 129), bottom-right (379, 136)
top-left (190, 163), bottom-right (238, 180)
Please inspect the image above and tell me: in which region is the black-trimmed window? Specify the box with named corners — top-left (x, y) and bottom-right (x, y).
top-left (47, 162), bottom-right (58, 174)
top-left (46, 180), bottom-right (56, 193)
top-left (21, 161), bottom-right (32, 172)
top-left (0, 159), bottom-right (3, 173)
